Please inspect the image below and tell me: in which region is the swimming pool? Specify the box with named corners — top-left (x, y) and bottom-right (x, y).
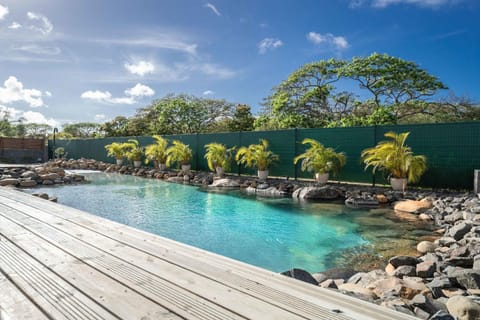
top-left (31, 172), bottom-right (425, 273)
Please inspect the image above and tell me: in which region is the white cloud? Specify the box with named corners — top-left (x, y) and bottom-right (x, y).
top-left (258, 38), bottom-right (283, 54)
top-left (94, 114), bottom-right (106, 121)
top-left (0, 76), bottom-right (45, 108)
top-left (22, 110), bottom-right (58, 127)
top-left (27, 12), bottom-right (53, 35)
top-left (195, 63), bottom-right (236, 79)
top-left (0, 4), bottom-right (8, 20)
top-left (204, 3), bottom-right (221, 16)
top-left (95, 35), bottom-right (197, 55)
top-left (45, 91), bottom-right (52, 97)
top-left (12, 44), bottom-right (61, 55)
top-left (203, 90), bottom-right (215, 95)
top-left (352, 0), bottom-right (457, 8)
top-left (0, 105), bottom-right (20, 119)
top-left (124, 83), bottom-right (155, 97)
top-left (124, 60), bottom-right (155, 76)
top-left (81, 83), bottom-right (155, 105)
top-left (307, 32), bottom-right (350, 50)
top-left (8, 22), bottom-right (21, 29)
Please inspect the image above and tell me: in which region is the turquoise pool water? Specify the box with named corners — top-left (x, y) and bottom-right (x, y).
top-left (32, 172), bottom-right (425, 273)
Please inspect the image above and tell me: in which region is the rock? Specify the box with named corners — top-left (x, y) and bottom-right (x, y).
top-left (429, 310), bottom-right (455, 320)
top-left (394, 199), bottom-right (433, 213)
top-left (19, 179), bottom-right (37, 187)
top-left (209, 178), bottom-right (240, 188)
top-left (416, 261), bottom-right (436, 278)
top-left (376, 194), bottom-right (388, 204)
top-left (281, 268), bottom-right (318, 285)
top-left (0, 178), bottom-right (19, 186)
top-left (389, 255), bottom-right (418, 268)
top-left (319, 279), bottom-right (337, 289)
top-left (183, 175), bottom-right (190, 182)
top-left (441, 288), bottom-right (466, 298)
top-left (39, 173), bottom-right (60, 181)
top-left (451, 269), bottom-right (480, 289)
top-left (449, 222), bottom-right (473, 241)
top-left (411, 294), bottom-right (440, 315)
top-left (417, 241), bottom-right (436, 254)
top-left (392, 265), bottom-right (417, 278)
top-left (370, 277), bottom-right (427, 299)
top-left (319, 268), bottom-right (356, 281)
top-left (446, 296), bottom-right (480, 320)
top-left (419, 213), bottom-right (433, 221)
top-left (167, 176), bottom-right (185, 183)
top-left (381, 299), bottom-right (416, 316)
top-left (32, 193), bottom-right (49, 200)
top-left (445, 256), bottom-right (473, 268)
top-left (348, 270), bottom-right (387, 287)
top-left (21, 170), bottom-right (38, 179)
top-left (292, 186), bottom-right (342, 200)
top-left (385, 263), bottom-right (396, 275)
top-left (42, 179), bottom-right (54, 185)
top-left (345, 197), bottom-right (379, 208)
top-left (257, 183), bottom-right (269, 189)
top-left (337, 283), bottom-right (376, 299)
top-left (311, 273), bottom-right (327, 284)
top-left (413, 307), bottom-right (431, 319)
top-left (48, 196), bottom-right (58, 202)
top-left (255, 187), bottom-right (288, 197)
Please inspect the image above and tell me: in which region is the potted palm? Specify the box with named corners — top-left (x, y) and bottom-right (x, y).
top-left (124, 139), bottom-right (144, 168)
top-left (361, 131), bottom-right (427, 191)
top-left (166, 140), bottom-right (193, 171)
top-left (105, 141), bottom-right (128, 165)
top-left (235, 139), bottom-right (279, 180)
top-left (293, 138), bottom-right (346, 184)
top-left (204, 142), bottom-right (236, 176)
top-left (145, 135), bottom-right (169, 170)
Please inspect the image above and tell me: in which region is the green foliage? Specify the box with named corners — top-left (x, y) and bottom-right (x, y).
top-left (204, 142), bottom-right (236, 172)
top-left (235, 139), bottom-right (279, 171)
top-left (166, 140), bottom-right (193, 167)
top-left (104, 142), bottom-right (129, 160)
top-left (228, 104), bottom-right (255, 132)
top-left (54, 147), bottom-right (66, 159)
top-left (293, 139), bottom-right (346, 176)
top-left (100, 116), bottom-right (130, 137)
top-left (124, 139), bottom-right (144, 161)
top-left (361, 131), bottom-right (427, 183)
top-left (62, 122), bottom-right (102, 138)
top-left (144, 135), bottom-right (169, 165)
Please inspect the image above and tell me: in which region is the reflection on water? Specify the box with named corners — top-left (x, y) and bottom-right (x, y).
top-left (25, 172), bottom-right (434, 273)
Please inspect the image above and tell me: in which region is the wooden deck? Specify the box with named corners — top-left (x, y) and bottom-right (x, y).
top-left (0, 187), bottom-right (416, 320)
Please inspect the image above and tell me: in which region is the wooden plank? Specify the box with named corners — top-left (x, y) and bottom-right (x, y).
top-left (0, 200), bottom-right (320, 320)
top-left (0, 188), bottom-right (417, 320)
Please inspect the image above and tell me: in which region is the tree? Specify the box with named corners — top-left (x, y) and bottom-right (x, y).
top-left (62, 122), bottom-right (102, 138)
top-left (100, 116), bottom-right (130, 137)
top-left (228, 104), bottom-right (255, 132)
top-left (23, 123), bottom-right (52, 137)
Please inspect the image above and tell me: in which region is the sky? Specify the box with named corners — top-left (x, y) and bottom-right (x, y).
top-left (0, 0), bottom-right (478, 128)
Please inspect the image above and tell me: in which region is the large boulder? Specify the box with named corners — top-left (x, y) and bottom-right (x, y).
top-left (451, 269), bottom-right (480, 290)
top-left (446, 296), bottom-right (480, 320)
top-left (393, 198), bottom-right (433, 213)
top-left (209, 178), bottom-right (240, 188)
top-left (292, 186), bottom-right (343, 200)
top-left (417, 241), bottom-right (436, 254)
top-left (389, 255), bottom-right (418, 268)
top-left (281, 268), bottom-right (318, 285)
top-left (369, 276), bottom-right (427, 299)
top-left (0, 178), bottom-right (19, 186)
top-left (337, 283), bottom-right (376, 300)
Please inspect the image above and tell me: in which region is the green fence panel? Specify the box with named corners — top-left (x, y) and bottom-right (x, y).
top-left (48, 121), bottom-right (480, 190)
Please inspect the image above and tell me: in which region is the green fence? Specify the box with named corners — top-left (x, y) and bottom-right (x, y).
top-left (49, 122), bottom-right (480, 190)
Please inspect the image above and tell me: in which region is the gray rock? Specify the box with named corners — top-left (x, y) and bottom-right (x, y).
top-left (293, 186), bottom-right (342, 200)
top-left (21, 170), bottom-right (38, 179)
top-left (473, 255), bottom-right (480, 270)
top-left (449, 222), bottom-right (473, 241)
top-left (417, 241), bottom-right (436, 254)
top-left (0, 178), bottom-right (19, 186)
top-left (451, 269), bottom-right (480, 289)
top-left (413, 307), bottom-right (431, 319)
top-left (42, 179), bottom-right (54, 185)
top-left (411, 294), bottom-right (440, 315)
top-left (446, 296), bottom-right (480, 320)
top-left (416, 261), bottom-right (436, 278)
top-left (389, 255), bottom-right (418, 268)
top-left (427, 277), bottom-right (452, 298)
top-left (311, 272), bottom-right (327, 284)
top-left (19, 179), bottom-right (37, 187)
top-left (257, 183), bottom-right (269, 189)
top-left (209, 178), bottom-right (240, 188)
top-left (445, 256), bottom-right (473, 268)
top-left (393, 265), bottom-right (417, 278)
top-left (281, 268), bottom-right (318, 285)
top-left (429, 310), bottom-right (454, 320)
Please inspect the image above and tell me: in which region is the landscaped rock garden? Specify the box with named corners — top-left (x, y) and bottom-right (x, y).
top-left (3, 157), bottom-right (480, 319)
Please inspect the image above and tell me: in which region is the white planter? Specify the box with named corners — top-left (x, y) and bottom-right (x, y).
top-left (133, 160), bottom-right (142, 168)
top-left (116, 159), bottom-right (123, 166)
top-left (159, 163), bottom-right (167, 171)
top-left (181, 164), bottom-right (191, 172)
top-left (315, 172), bottom-right (329, 184)
top-left (391, 178), bottom-right (407, 191)
top-left (215, 167), bottom-right (225, 176)
top-left (258, 170), bottom-right (269, 180)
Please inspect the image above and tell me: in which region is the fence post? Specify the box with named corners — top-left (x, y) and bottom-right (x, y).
top-left (294, 128), bottom-right (298, 180)
top-left (238, 131), bottom-right (242, 176)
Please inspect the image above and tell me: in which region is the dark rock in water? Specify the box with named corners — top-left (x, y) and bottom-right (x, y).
top-left (389, 255), bottom-right (418, 268)
top-left (281, 268), bottom-right (318, 285)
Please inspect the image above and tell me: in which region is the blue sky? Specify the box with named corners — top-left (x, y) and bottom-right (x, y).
top-left (0, 0), bottom-right (478, 128)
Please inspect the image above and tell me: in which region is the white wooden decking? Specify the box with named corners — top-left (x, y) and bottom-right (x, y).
top-left (0, 187), bottom-right (417, 320)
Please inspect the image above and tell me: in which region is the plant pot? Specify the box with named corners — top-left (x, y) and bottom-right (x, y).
top-left (215, 167), bottom-right (225, 176)
top-left (116, 159), bottom-right (123, 166)
top-left (159, 163), bottom-right (167, 171)
top-left (152, 160), bottom-right (159, 169)
top-left (133, 160), bottom-right (142, 168)
top-left (258, 170), bottom-right (269, 180)
top-left (315, 172), bottom-right (329, 184)
top-left (391, 178), bottom-right (407, 191)
top-left (181, 164), bottom-right (191, 172)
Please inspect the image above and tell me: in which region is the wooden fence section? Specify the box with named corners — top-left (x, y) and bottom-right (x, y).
top-left (0, 137), bottom-right (46, 163)
top-left (0, 187), bottom-right (416, 320)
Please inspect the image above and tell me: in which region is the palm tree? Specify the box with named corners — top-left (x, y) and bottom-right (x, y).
top-left (361, 131), bottom-right (427, 190)
top-left (105, 141), bottom-right (129, 165)
top-left (124, 139), bottom-right (144, 168)
top-left (235, 139), bottom-right (279, 179)
top-left (145, 135), bottom-right (169, 170)
top-left (166, 140), bottom-right (193, 171)
top-left (293, 138), bottom-right (346, 183)
top-left (204, 142), bottom-right (236, 175)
